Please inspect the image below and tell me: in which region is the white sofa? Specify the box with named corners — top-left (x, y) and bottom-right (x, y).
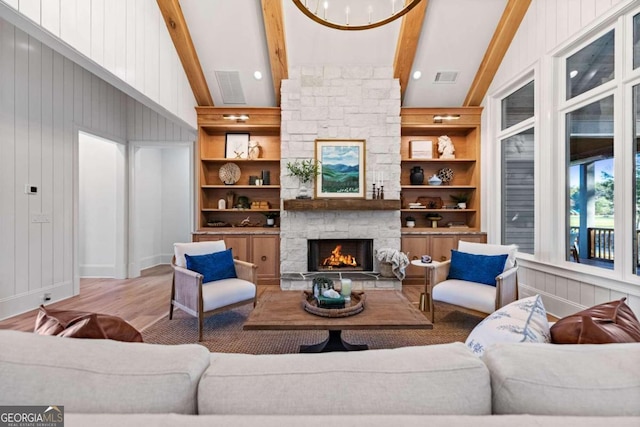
top-left (0, 330), bottom-right (638, 426)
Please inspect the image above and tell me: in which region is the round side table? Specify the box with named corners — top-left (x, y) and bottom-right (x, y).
top-left (410, 259), bottom-right (441, 323)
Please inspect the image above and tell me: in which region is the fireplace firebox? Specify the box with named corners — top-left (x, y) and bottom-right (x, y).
top-left (307, 239), bottom-right (374, 272)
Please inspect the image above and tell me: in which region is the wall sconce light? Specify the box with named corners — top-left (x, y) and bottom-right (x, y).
top-left (223, 114), bottom-right (250, 122)
top-left (433, 114), bottom-right (460, 123)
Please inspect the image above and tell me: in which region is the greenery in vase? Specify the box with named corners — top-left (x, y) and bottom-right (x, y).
top-left (286, 159), bottom-right (321, 183)
top-left (449, 193), bottom-right (470, 203)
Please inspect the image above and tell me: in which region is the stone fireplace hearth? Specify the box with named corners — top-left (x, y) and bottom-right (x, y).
top-left (279, 66), bottom-right (402, 290)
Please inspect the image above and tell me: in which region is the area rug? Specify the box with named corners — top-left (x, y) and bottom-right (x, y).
top-left (142, 302), bottom-right (483, 354)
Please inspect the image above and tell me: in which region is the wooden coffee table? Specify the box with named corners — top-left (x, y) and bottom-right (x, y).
top-left (243, 288), bottom-right (433, 353)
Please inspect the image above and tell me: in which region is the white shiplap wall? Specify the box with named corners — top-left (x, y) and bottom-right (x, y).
top-left (1, 0), bottom-right (196, 128)
top-left (0, 19), bottom-right (195, 320)
top-left (482, 0), bottom-right (640, 317)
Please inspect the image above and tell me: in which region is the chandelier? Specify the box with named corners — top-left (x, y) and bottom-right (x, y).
top-left (292, 0), bottom-right (423, 31)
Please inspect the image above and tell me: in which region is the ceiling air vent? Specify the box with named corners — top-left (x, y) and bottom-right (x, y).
top-left (215, 70), bottom-right (246, 104)
top-left (433, 71), bottom-right (459, 84)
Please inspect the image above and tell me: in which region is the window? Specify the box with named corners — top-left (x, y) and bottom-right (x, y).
top-left (634, 13), bottom-right (640, 69)
top-left (566, 30), bottom-right (615, 100)
top-left (565, 96), bottom-right (614, 269)
top-left (499, 81), bottom-right (535, 254)
top-left (634, 84), bottom-right (640, 275)
top-left (501, 81), bottom-right (534, 130)
top-left (501, 128), bottom-right (535, 254)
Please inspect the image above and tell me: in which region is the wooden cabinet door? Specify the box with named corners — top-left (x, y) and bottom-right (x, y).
top-left (429, 235), bottom-right (457, 262)
top-left (223, 236), bottom-right (249, 261)
top-left (401, 236), bottom-right (429, 279)
top-left (251, 235), bottom-right (279, 284)
top-left (457, 234), bottom-right (487, 245)
top-left (193, 234), bottom-right (223, 243)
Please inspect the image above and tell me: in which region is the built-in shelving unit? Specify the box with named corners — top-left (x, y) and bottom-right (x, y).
top-left (194, 107), bottom-right (282, 285)
top-left (400, 107), bottom-right (482, 231)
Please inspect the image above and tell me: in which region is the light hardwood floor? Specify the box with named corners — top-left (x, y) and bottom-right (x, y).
top-left (0, 266), bottom-right (426, 333)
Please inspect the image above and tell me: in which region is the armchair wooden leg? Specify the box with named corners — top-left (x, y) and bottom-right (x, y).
top-left (198, 317), bottom-right (204, 342)
top-left (169, 301), bottom-right (174, 320)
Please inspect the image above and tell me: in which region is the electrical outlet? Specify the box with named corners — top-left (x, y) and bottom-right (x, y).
top-left (24, 185), bottom-right (38, 195)
top-left (43, 293), bottom-right (52, 302)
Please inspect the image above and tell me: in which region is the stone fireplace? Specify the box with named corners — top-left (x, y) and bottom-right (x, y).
top-left (279, 66), bottom-right (402, 290)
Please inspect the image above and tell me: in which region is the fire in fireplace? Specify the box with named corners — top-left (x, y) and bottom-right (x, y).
top-left (308, 239), bottom-right (374, 272)
top-left (322, 245), bottom-right (357, 268)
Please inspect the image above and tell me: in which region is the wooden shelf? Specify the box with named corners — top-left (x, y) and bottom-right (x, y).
top-left (401, 209), bottom-right (477, 213)
top-left (284, 199), bottom-right (401, 211)
top-left (201, 185), bottom-right (280, 189)
top-left (401, 185), bottom-right (476, 190)
top-left (202, 158), bottom-right (280, 162)
top-left (201, 208), bottom-right (280, 212)
top-left (401, 158), bottom-right (475, 162)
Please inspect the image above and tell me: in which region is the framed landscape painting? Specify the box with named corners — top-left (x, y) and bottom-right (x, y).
top-left (315, 139), bottom-right (366, 198)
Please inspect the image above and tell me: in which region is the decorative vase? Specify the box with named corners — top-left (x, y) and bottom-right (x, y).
top-left (406, 220), bottom-right (416, 228)
top-left (428, 174), bottom-right (443, 186)
top-left (297, 182), bottom-right (311, 199)
top-left (410, 166), bottom-right (424, 185)
top-left (457, 202), bottom-right (467, 209)
top-left (266, 217), bottom-right (275, 226)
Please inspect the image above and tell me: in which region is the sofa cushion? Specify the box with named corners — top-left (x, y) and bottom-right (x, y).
top-left (465, 295), bottom-right (550, 357)
top-left (447, 250), bottom-right (508, 286)
top-left (34, 305), bottom-right (143, 342)
top-left (432, 279), bottom-right (498, 314)
top-left (186, 249), bottom-right (237, 283)
top-left (550, 298), bottom-right (640, 344)
top-left (198, 343), bottom-right (491, 416)
top-left (174, 240), bottom-right (226, 268)
top-left (202, 278), bottom-right (256, 311)
top-left (0, 330), bottom-right (210, 414)
top-left (483, 342), bottom-right (640, 416)
top-left (457, 241), bottom-right (518, 271)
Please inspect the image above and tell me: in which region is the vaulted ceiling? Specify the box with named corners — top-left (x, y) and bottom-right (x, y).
top-left (157, 0), bottom-right (531, 109)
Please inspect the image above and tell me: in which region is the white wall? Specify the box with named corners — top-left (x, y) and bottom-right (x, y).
top-left (79, 132), bottom-right (125, 278)
top-left (130, 145), bottom-right (191, 275)
top-left (0, 0), bottom-right (196, 128)
top-left (161, 147), bottom-right (192, 255)
top-left (482, 0), bottom-right (640, 317)
top-left (134, 148), bottom-right (163, 271)
top-left (0, 18), bottom-right (195, 320)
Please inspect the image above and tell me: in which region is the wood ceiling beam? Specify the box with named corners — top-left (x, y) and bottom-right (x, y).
top-left (394, 0), bottom-right (429, 102)
top-left (156, 0), bottom-right (213, 106)
top-left (463, 0), bottom-right (532, 106)
top-left (261, 0), bottom-right (288, 107)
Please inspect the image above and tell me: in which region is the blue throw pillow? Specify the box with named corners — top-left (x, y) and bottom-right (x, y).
top-left (447, 250), bottom-right (508, 286)
top-left (185, 249), bottom-right (237, 283)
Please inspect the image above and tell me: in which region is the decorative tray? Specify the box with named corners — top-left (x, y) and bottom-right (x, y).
top-left (302, 291), bottom-right (365, 318)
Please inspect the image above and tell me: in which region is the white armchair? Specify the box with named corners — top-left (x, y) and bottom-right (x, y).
top-left (427, 241), bottom-right (519, 321)
top-left (170, 241), bottom-right (257, 341)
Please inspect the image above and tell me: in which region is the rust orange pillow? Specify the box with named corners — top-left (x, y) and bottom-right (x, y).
top-left (550, 298), bottom-right (640, 344)
top-left (34, 305), bottom-right (143, 342)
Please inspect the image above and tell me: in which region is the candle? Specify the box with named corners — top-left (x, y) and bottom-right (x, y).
top-left (345, 6), bottom-right (350, 25)
top-left (368, 5), bottom-right (372, 23)
top-left (323, 1), bottom-right (328, 19)
top-left (391, 0), bottom-right (396, 14)
top-left (341, 278), bottom-right (352, 300)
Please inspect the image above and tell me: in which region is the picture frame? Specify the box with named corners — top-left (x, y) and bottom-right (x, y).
top-left (315, 139), bottom-right (366, 199)
top-left (225, 133), bottom-right (250, 159)
top-left (410, 140), bottom-right (434, 159)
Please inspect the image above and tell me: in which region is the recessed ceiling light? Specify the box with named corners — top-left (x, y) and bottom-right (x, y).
top-left (253, 71), bottom-right (263, 80)
top-left (412, 71), bottom-right (422, 80)
top-left (569, 70), bottom-right (579, 78)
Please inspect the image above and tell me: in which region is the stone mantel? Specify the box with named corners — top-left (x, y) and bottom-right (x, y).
top-left (283, 199), bottom-right (401, 211)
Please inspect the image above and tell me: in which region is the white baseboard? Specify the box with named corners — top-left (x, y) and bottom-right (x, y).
top-left (0, 281), bottom-right (74, 321)
top-left (79, 264), bottom-right (116, 278)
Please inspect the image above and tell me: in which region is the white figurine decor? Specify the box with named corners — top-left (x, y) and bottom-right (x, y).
top-left (437, 135), bottom-right (455, 159)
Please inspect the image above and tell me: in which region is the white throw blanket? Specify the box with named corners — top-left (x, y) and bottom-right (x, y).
top-left (376, 248), bottom-right (410, 280)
